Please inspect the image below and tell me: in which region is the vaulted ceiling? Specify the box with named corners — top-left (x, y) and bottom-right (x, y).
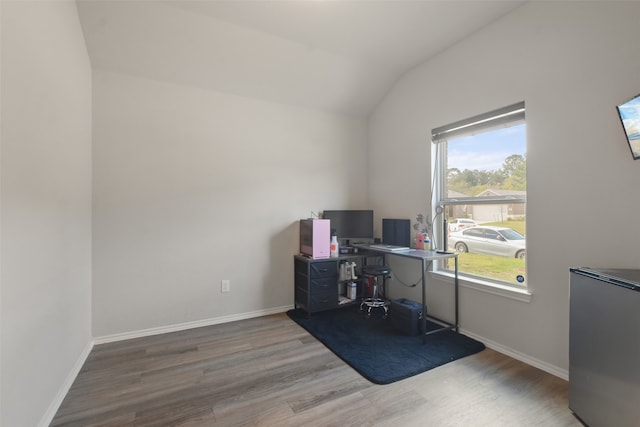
top-left (77, 0), bottom-right (526, 116)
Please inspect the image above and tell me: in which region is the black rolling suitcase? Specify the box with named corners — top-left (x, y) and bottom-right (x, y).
top-left (389, 298), bottom-right (425, 336)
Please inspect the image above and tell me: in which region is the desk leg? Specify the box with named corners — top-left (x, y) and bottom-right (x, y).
top-left (454, 255), bottom-right (459, 332)
top-left (421, 258), bottom-right (427, 344)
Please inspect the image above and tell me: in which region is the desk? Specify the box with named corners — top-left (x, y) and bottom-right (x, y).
top-left (355, 246), bottom-right (459, 343)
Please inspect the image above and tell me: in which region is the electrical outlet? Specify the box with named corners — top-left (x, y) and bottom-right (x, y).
top-left (221, 279), bottom-right (231, 293)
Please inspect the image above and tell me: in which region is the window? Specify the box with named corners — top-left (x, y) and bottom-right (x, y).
top-left (432, 102), bottom-right (526, 287)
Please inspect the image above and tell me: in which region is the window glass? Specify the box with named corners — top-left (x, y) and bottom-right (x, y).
top-left (485, 229), bottom-right (500, 240)
top-left (433, 104), bottom-right (526, 287)
top-left (465, 228), bottom-right (484, 238)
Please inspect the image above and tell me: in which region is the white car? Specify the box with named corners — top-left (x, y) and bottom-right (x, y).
top-left (448, 218), bottom-right (478, 232)
top-left (448, 226), bottom-right (526, 259)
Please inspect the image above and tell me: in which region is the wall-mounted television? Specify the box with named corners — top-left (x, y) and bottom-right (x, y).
top-left (616, 93), bottom-right (640, 160)
top-left (322, 210), bottom-right (374, 244)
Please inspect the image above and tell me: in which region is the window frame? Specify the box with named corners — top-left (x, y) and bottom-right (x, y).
top-left (430, 102), bottom-right (528, 294)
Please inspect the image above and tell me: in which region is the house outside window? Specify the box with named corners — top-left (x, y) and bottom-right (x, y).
top-left (431, 102), bottom-right (526, 287)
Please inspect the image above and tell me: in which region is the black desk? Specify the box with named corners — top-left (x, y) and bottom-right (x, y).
top-left (355, 246), bottom-right (459, 343)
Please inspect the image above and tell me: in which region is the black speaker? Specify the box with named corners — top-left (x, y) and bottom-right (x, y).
top-left (382, 219), bottom-right (411, 247)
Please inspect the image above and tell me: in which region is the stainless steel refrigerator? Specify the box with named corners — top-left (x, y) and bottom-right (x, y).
top-left (569, 267), bottom-right (640, 427)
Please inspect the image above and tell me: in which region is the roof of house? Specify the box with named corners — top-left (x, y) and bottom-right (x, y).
top-left (475, 189), bottom-right (526, 197)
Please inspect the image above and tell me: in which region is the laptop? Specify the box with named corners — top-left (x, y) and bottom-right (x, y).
top-left (379, 218), bottom-right (411, 251)
top-left (368, 243), bottom-right (410, 252)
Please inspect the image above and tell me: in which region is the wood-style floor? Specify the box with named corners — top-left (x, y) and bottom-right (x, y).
top-left (51, 313), bottom-right (581, 426)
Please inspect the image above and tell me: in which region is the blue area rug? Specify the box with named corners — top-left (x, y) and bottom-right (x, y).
top-left (287, 306), bottom-right (485, 384)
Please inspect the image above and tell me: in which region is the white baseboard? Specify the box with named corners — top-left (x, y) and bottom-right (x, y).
top-left (38, 339), bottom-right (95, 427)
top-left (94, 305), bottom-right (294, 345)
top-left (460, 328), bottom-right (568, 381)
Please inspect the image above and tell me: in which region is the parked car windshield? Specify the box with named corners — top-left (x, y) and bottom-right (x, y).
top-left (499, 229), bottom-right (524, 240)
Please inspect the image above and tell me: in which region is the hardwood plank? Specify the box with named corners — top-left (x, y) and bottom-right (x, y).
top-left (51, 313), bottom-right (580, 426)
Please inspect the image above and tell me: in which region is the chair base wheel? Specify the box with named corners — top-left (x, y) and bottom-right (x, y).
top-left (360, 298), bottom-right (388, 318)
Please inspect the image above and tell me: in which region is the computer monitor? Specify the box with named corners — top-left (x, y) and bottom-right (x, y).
top-left (382, 218), bottom-right (411, 247)
top-left (322, 210), bottom-right (374, 244)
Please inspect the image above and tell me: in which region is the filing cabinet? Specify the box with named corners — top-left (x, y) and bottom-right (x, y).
top-left (294, 256), bottom-right (339, 314)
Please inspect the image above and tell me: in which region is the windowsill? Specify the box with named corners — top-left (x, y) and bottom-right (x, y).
top-left (431, 270), bottom-right (532, 303)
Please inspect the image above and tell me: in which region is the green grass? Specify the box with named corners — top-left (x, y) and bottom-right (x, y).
top-left (446, 219), bottom-right (526, 285)
top-left (451, 253), bottom-right (526, 285)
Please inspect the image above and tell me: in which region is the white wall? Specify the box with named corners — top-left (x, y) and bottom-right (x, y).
top-left (92, 70), bottom-right (368, 337)
top-left (369, 1), bottom-right (640, 375)
top-left (0, 1), bottom-right (93, 426)
top-left (4, 2), bottom-right (638, 423)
